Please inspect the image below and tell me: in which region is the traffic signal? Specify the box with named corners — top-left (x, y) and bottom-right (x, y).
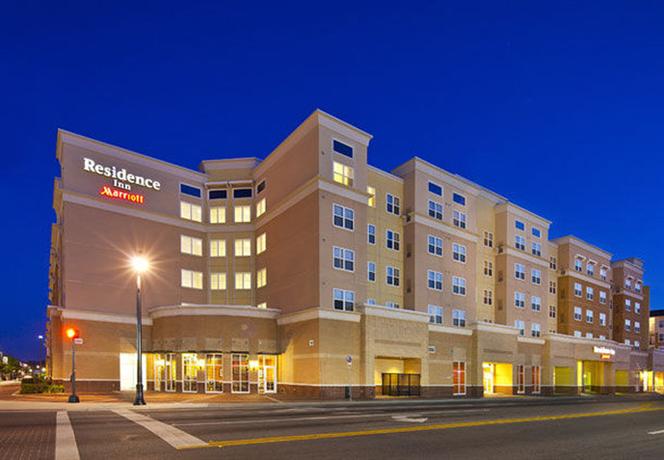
top-left (65, 328), bottom-right (79, 340)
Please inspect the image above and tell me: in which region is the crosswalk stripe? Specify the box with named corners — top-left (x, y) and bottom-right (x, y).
top-left (55, 411), bottom-right (80, 460)
top-left (113, 409), bottom-right (208, 450)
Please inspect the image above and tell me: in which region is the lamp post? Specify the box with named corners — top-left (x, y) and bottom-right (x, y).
top-left (37, 335), bottom-right (45, 375)
top-left (66, 328), bottom-right (80, 403)
top-left (131, 255), bottom-right (150, 406)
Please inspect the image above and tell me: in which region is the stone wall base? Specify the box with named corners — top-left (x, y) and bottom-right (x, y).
top-left (56, 380), bottom-right (120, 393)
top-left (278, 384), bottom-right (375, 400)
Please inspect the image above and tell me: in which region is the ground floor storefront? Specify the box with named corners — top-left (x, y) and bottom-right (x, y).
top-left (46, 304), bottom-right (664, 399)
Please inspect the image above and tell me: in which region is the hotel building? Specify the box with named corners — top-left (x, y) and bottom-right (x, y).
top-left (46, 110), bottom-right (662, 398)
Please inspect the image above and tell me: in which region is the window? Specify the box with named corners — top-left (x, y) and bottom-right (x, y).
top-left (453, 211), bottom-right (467, 229)
top-left (635, 281), bottom-right (642, 293)
top-left (367, 224), bottom-right (376, 244)
top-left (180, 235), bottom-right (202, 256)
top-left (256, 198), bottom-right (266, 217)
top-left (599, 335), bottom-right (606, 341)
top-left (386, 266), bottom-right (400, 286)
top-left (209, 189), bottom-right (227, 200)
top-left (181, 269), bottom-right (203, 289)
top-left (231, 353), bottom-right (249, 393)
top-left (599, 291), bottom-right (607, 304)
top-left (484, 261), bottom-right (493, 277)
top-left (625, 299), bottom-right (631, 311)
top-left (366, 298), bottom-right (376, 306)
top-left (600, 266), bottom-right (608, 280)
top-left (256, 180), bottom-right (266, 194)
top-left (549, 281), bottom-right (556, 294)
top-left (532, 242), bottom-right (542, 257)
top-left (586, 263), bottom-right (594, 276)
top-left (233, 188), bottom-right (252, 199)
top-left (532, 227), bottom-right (541, 238)
top-left (333, 139), bottom-right (353, 157)
top-left (625, 339), bottom-right (631, 345)
top-left (386, 230), bottom-right (400, 251)
top-left (484, 231), bottom-right (493, 248)
top-left (428, 200), bottom-right (443, 220)
top-left (235, 272), bottom-right (251, 290)
top-left (452, 309), bottom-right (466, 327)
top-left (515, 220), bottom-right (525, 231)
top-left (574, 331), bottom-right (582, 338)
top-left (483, 289), bottom-right (493, 305)
top-left (531, 269), bottom-right (541, 285)
top-left (599, 312), bottom-right (607, 326)
top-left (256, 233), bottom-right (266, 254)
top-left (515, 235), bottom-right (526, 251)
top-left (625, 278), bottom-right (632, 288)
top-left (586, 309), bottom-right (594, 323)
top-left (452, 243), bottom-right (466, 263)
top-left (209, 206), bottom-right (226, 224)
top-left (428, 181), bottom-right (443, 196)
top-left (428, 270), bottom-right (443, 291)
top-left (210, 239), bottom-right (226, 257)
top-left (549, 305), bottom-right (557, 318)
top-left (574, 258), bottom-right (583, 272)
top-left (452, 277), bottom-right (466, 296)
top-left (515, 263), bottom-right (525, 280)
top-left (625, 319), bottom-right (631, 332)
top-left (586, 286), bottom-right (594, 301)
top-left (635, 302), bottom-right (641, 314)
top-left (333, 247), bottom-right (355, 272)
top-left (586, 332), bottom-right (593, 339)
top-left (452, 193), bottom-right (466, 206)
top-left (333, 161), bottom-right (354, 187)
top-left (635, 340), bottom-right (640, 349)
top-left (386, 193), bottom-right (400, 215)
top-left (514, 292), bottom-right (526, 308)
top-left (234, 205), bottom-right (251, 223)
top-left (428, 305), bottom-right (443, 324)
top-left (428, 235), bottom-right (443, 256)
top-left (531, 296), bottom-right (542, 312)
top-left (531, 323), bottom-right (541, 338)
top-left (532, 366), bottom-right (541, 394)
top-left (574, 283), bottom-right (582, 297)
top-left (385, 301), bottom-right (399, 309)
top-left (549, 257), bottom-right (557, 270)
top-left (333, 204), bottom-right (354, 230)
top-left (256, 268), bottom-right (267, 288)
top-left (235, 238), bottom-right (251, 256)
top-left (515, 320), bottom-right (525, 336)
top-left (367, 262), bottom-right (376, 282)
top-left (333, 288), bottom-right (354, 311)
top-left (180, 183), bottom-right (201, 198)
top-left (257, 302), bottom-right (267, 309)
top-left (367, 186), bottom-right (376, 207)
top-left (210, 272), bottom-right (226, 290)
top-left (574, 306), bottom-right (582, 321)
top-left (453, 362), bottom-right (466, 395)
top-left (635, 321), bottom-right (641, 333)
top-left (180, 201), bottom-right (202, 222)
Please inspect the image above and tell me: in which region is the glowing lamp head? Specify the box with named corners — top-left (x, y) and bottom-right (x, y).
top-left (65, 328), bottom-right (78, 340)
top-left (131, 256), bottom-right (150, 274)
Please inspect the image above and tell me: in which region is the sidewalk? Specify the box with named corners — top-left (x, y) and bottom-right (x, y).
top-left (0, 386), bottom-right (660, 411)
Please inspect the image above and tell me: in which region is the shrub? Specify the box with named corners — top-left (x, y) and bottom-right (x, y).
top-left (20, 382), bottom-right (65, 394)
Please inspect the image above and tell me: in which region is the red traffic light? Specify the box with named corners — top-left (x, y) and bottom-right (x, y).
top-left (65, 328), bottom-right (79, 340)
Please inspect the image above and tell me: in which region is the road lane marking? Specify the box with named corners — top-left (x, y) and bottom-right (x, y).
top-left (55, 411), bottom-right (80, 460)
top-left (189, 403), bottom-right (664, 450)
top-left (648, 429), bottom-right (664, 435)
top-left (113, 409), bottom-right (208, 450)
top-left (392, 415), bottom-right (428, 423)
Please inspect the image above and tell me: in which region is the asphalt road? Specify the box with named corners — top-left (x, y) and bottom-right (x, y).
top-left (2, 396), bottom-right (664, 459)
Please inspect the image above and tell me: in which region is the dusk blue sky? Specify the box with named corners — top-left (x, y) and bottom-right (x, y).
top-left (2, 1), bottom-right (663, 360)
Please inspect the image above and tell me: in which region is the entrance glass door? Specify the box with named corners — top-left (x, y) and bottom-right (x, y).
top-left (232, 353), bottom-right (249, 393)
top-left (182, 353), bottom-right (199, 393)
top-left (205, 353), bottom-right (224, 393)
top-left (164, 353), bottom-right (176, 392)
top-left (154, 354), bottom-right (163, 392)
top-left (259, 355), bottom-right (277, 394)
top-left (483, 363), bottom-right (494, 394)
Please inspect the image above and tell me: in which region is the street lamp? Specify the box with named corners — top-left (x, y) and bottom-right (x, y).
top-left (131, 255), bottom-right (150, 406)
top-left (66, 327), bottom-right (80, 403)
